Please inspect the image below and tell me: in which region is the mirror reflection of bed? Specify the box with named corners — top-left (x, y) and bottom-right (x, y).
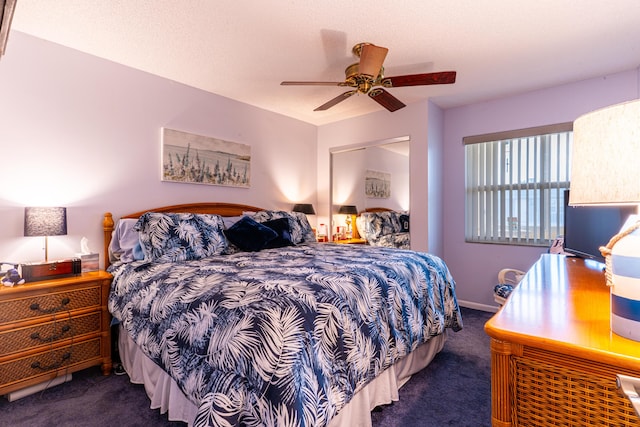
top-left (355, 207), bottom-right (411, 249)
top-left (103, 202), bottom-right (461, 427)
top-left (330, 137), bottom-right (410, 247)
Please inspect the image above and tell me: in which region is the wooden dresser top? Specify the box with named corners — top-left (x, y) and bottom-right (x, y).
top-left (485, 254), bottom-right (640, 370)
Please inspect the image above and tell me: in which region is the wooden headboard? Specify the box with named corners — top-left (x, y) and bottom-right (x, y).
top-left (103, 202), bottom-right (264, 270)
top-left (358, 207), bottom-right (394, 214)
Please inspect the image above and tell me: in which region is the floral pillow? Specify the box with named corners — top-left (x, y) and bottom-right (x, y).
top-left (135, 212), bottom-right (228, 262)
top-left (357, 211), bottom-right (404, 241)
top-left (250, 210), bottom-right (316, 244)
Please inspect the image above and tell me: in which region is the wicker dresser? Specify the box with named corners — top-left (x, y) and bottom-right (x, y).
top-left (0, 271), bottom-right (112, 396)
top-left (485, 254), bottom-right (640, 426)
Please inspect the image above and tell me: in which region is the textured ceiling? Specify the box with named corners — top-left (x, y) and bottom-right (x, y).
top-left (9, 0), bottom-right (640, 125)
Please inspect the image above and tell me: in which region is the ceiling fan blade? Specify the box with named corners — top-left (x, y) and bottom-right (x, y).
top-left (382, 71), bottom-right (457, 87)
top-left (359, 44), bottom-right (388, 77)
top-left (281, 81), bottom-right (344, 86)
top-left (368, 88), bottom-right (406, 112)
top-left (314, 91), bottom-right (356, 111)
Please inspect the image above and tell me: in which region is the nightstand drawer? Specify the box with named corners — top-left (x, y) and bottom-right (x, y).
top-left (0, 337), bottom-right (102, 388)
top-left (0, 312), bottom-right (102, 356)
top-left (0, 286), bottom-right (101, 325)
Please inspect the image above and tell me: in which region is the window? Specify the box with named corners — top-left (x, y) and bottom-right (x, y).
top-left (464, 123), bottom-right (573, 246)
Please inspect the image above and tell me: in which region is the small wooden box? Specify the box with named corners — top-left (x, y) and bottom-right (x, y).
top-left (20, 258), bottom-right (82, 282)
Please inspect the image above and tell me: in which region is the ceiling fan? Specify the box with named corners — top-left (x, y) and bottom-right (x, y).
top-left (281, 42), bottom-right (456, 112)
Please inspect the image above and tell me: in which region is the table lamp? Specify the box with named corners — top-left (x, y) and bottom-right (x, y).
top-left (338, 205), bottom-right (358, 238)
top-left (570, 99), bottom-right (640, 341)
top-left (24, 207), bottom-right (68, 262)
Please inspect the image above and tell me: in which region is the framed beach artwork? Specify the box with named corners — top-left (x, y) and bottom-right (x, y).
top-left (162, 128), bottom-right (251, 188)
top-left (365, 169), bottom-right (391, 198)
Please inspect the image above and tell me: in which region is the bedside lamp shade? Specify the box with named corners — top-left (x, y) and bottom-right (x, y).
top-left (338, 205), bottom-right (358, 215)
top-left (570, 99), bottom-right (640, 342)
top-left (24, 207), bottom-right (67, 262)
top-left (292, 204), bottom-right (316, 215)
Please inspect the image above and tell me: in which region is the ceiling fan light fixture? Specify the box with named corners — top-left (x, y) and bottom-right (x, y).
top-left (358, 43), bottom-right (388, 78)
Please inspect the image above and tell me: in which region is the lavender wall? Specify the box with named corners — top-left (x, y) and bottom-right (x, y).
top-left (442, 69), bottom-right (639, 310)
top-left (426, 102), bottom-right (445, 256)
top-left (0, 32), bottom-right (317, 266)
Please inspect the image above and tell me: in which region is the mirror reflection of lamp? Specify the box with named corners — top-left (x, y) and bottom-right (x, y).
top-left (338, 205), bottom-right (358, 239)
top-left (24, 207), bottom-right (67, 262)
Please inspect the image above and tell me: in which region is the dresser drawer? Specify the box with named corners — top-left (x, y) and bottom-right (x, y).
top-left (511, 347), bottom-right (638, 426)
top-left (0, 337), bottom-right (102, 389)
top-left (0, 312), bottom-right (102, 357)
top-left (0, 286), bottom-right (101, 326)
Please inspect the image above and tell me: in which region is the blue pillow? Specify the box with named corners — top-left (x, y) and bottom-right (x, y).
top-left (250, 210), bottom-right (316, 244)
top-left (224, 216), bottom-right (278, 252)
top-left (263, 217), bottom-right (294, 249)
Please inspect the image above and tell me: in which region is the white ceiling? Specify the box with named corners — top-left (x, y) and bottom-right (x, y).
top-left (9, 0), bottom-right (640, 126)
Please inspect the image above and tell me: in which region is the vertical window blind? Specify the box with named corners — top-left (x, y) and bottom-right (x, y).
top-left (464, 123), bottom-right (573, 246)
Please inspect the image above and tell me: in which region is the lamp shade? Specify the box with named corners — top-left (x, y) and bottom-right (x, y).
top-left (358, 44), bottom-right (388, 78)
top-left (570, 99), bottom-right (640, 206)
top-left (292, 204), bottom-right (315, 215)
top-left (24, 207), bottom-right (67, 237)
top-left (338, 205), bottom-right (358, 215)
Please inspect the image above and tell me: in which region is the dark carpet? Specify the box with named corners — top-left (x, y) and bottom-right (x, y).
top-left (0, 307), bottom-right (493, 427)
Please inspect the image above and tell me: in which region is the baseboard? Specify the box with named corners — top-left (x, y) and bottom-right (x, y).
top-left (458, 299), bottom-right (499, 313)
top-left (5, 373), bottom-right (72, 402)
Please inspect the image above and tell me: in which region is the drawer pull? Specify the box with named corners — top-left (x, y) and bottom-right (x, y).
top-left (30, 352), bottom-right (71, 371)
top-left (29, 297), bottom-right (71, 313)
top-left (30, 325), bottom-right (72, 342)
top-left (616, 374), bottom-right (640, 417)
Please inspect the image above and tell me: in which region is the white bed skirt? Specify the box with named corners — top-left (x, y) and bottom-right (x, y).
top-left (119, 325), bottom-right (446, 427)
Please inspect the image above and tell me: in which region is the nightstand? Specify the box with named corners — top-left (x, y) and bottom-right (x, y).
top-left (334, 238), bottom-right (367, 245)
top-left (0, 271), bottom-right (112, 397)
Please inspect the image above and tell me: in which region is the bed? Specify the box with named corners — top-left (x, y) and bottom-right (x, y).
top-left (355, 208), bottom-right (411, 249)
top-left (103, 202), bottom-right (462, 427)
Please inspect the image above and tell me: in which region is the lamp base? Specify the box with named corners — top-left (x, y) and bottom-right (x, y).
top-left (609, 215), bottom-right (640, 342)
top-left (612, 312), bottom-right (640, 341)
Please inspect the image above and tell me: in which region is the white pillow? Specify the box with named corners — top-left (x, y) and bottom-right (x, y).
top-left (109, 218), bottom-right (143, 264)
top-left (222, 215), bottom-right (244, 229)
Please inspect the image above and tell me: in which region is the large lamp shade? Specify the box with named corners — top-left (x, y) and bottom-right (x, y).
top-left (570, 100), bottom-right (640, 206)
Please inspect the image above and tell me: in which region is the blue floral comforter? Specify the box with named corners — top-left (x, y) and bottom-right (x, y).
top-left (108, 243), bottom-right (462, 427)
